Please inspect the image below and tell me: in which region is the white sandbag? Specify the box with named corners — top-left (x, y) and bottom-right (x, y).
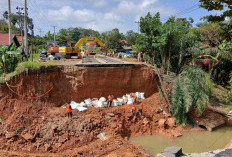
top-left (76, 106), bottom-right (88, 112)
top-left (92, 100), bottom-right (99, 107)
top-left (127, 97), bottom-right (134, 104)
top-left (122, 95), bottom-right (128, 104)
top-left (85, 98), bottom-right (93, 107)
top-left (117, 101), bottom-right (122, 106)
top-left (136, 92), bottom-right (141, 99)
top-left (140, 92), bottom-right (145, 99)
top-left (92, 98), bottom-right (98, 101)
top-left (84, 98), bottom-right (91, 103)
top-left (113, 100), bottom-right (119, 107)
top-left (99, 97), bottom-right (106, 102)
top-left (70, 101), bottom-right (80, 109)
top-left (97, 101), bottom-right (105, 108)
top-left (117, 98), bottom-right (124, 104)
top-left (103, 102), bottom-right (108, 107)
top-left (80, 101), bottom-right (86, 107)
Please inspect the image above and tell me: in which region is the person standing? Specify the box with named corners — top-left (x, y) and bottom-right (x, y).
top-left (66, 102), bottom-right (72, 118)
top-left (137, 52), bottom-right (141, 62)
top-left (107, 94), bottom-right (113, 107)
top-left (131, 93), bottom-right (137, 104)
top-left (131, 106), bottom-right (137, 117)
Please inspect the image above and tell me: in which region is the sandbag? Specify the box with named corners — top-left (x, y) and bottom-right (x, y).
top-left (97, 101), bottom-right (105, 108)
top-left (76, 106), bottom-right (88, 112)
top-left (99, 97), bottom-right (106, 102)
top-left (92, 100), bottom-right (99, 107)
top-left (122, 95), bottom-right (128, 104)
top-left (127, 97), bottom-right (134, 104)
top-left (84, 98), bottom-right (93, 107)
top-left (117, 98), bottom-right (124, 105)
top-left (113, 100), bottom-right (119, 107)
top-left (70, 101), bottom-right (81, 109)
top-left (140, 92), bottom-right (145, 99)
top-left (80, 102), bottom-right (86, 107)
top-left (136, 92), bottom-right (141, 99)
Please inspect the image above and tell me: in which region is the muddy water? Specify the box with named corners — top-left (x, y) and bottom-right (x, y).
top-left (130, 127), bottom-right (232, 155)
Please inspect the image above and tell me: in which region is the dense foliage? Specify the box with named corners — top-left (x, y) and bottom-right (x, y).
top-left (200, 0), bottom-right (232, 22)
top-left (135, 13), bottom-right (196, 74)
top-left (171, 66), bottom-right (213, 125)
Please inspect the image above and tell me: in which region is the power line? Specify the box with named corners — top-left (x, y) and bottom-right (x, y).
top-left (161, 4), bottom-right (200, 21)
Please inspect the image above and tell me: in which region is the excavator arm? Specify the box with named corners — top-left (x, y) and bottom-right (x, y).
top-left (74, 37), bottom-right (106, 50)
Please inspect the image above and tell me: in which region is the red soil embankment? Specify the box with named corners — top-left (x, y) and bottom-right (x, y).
top-left (0, 65), bottom-right (187, 156)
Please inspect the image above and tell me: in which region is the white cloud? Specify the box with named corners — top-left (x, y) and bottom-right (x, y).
top-left (115, 0), bottom-right (176, 19)
top-left (0, 0), bottom-right (178, 35)
top-left (48, 6), bottom-right (95, 23)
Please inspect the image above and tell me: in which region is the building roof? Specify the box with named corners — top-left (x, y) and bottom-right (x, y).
top-left (0, 33), bottom-right (23, 45)
top-left (119, 40), bottom-right (129, 45)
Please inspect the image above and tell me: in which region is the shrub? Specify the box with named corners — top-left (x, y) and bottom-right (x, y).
top-left (171, 66), bottom-right (213, 125)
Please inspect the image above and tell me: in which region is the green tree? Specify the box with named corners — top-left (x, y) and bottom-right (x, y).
top-left (100, 28), bottom-right (124, 49)
top-left (3, 11), bottom-right (34, 35)
top-left (135, 13), bottom-right (195, 74)
top-left (125, 30), bottom-right (136, 45)
top-left (199, 0), bottom-right (232, 22)
top-left (56, 29), bottom-right (71, 46)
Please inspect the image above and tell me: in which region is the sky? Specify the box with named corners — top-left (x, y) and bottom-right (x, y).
top-left (0, 0), bottom-right (221, 36)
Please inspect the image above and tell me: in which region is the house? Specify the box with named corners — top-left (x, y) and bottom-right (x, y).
top-left (0, 33), bottom-right (23, 45)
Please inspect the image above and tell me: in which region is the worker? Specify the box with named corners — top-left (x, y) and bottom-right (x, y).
top-left (66, 102), bottom-right (72, 118)
top-left (139, 102), bottom-right (143, 116)
top-left (131, 93), bottom-right (137, 104)
top-left (107, 94), bottom-right (113, 107)
top-left (131, 106), bottom-right (137, 117)
top-left (137, 52), bottom-right (141, 62)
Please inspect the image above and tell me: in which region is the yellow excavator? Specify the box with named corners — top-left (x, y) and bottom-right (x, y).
top-left (59, 37), bottom-right (106, 59)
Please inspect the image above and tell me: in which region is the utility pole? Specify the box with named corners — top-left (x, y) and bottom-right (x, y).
top-left (16, 6), bottom-right (24, 43)
top-left (8, 0), bottom-right (12, 44)
top-left (24, 0), bottom-right (28, 61)
top-left (52, 26), bottom-right (57, 41)
top-left (135, 21), bottom-right (140, 34)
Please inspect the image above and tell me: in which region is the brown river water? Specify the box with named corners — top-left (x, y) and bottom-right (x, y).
top-left (130, 127), bottom-right (232, 155)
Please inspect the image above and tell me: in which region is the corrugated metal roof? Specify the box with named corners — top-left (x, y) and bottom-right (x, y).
top-left (0, 33), bottom-right (23, 45)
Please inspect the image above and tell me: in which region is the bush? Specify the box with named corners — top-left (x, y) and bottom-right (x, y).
top-left (171, 66), bottom-right (213, 125)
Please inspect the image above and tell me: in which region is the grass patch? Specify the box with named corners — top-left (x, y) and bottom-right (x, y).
top-left (0, 61), bottom-right (55, 84)
top-left (28, 53), bottom-right (40, 62)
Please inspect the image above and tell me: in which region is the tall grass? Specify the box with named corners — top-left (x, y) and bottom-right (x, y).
top-left (0, 61), bottom-right (55, 83)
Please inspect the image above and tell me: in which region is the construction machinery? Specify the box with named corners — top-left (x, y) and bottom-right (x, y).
top-left (59, 37), bottom-right (106, 59)
top-left (47, 41), bottom-right (59, 54)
